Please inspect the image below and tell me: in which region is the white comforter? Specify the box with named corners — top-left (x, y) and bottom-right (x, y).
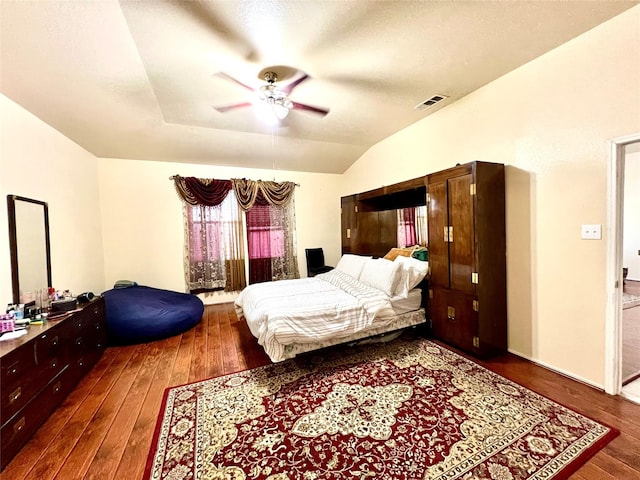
top-left (235, 269), bottom-right (397, 362)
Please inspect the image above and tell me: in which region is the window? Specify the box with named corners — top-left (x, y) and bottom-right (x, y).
top-left (397, 205), bottom-right (428, 248)
top-left (178, 177), bottom-right (299, 290)
top-left (246, 200), bottom-right (299, 284)
top-left (184, 190), bottom-right (246, 293)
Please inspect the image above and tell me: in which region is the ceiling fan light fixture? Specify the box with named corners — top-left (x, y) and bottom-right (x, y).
top-left (254, 99), bottom-right (289, 125)
top-left (272, 101), bottom-right (290, 120)
top-left (256, 80), bottom-right (292, 122)
top-left (215, 68), bottom-right (328, 121)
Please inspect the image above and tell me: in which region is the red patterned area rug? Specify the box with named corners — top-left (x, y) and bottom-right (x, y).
top-left (144, 338), bottom-right (618, 479)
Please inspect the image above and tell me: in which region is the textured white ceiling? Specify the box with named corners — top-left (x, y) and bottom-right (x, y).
top-left (1, 0), bottom-right (637, 173)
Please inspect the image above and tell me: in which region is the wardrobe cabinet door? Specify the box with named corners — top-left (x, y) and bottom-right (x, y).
top-left (377, 210), bottom-right (398, 258)
top-left (355, 212), bottom-right (378, 256)
top-left (447, 174), bottom-right (475, 294)
top-left (341, 195), bottom-right (357, 254)
top-left (430, 287), bottom-right (476, 354)
top-left (427, 180), bottom-right (448, 288)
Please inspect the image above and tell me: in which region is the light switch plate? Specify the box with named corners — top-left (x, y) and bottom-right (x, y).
top-left (581, 224), bottom-right (602, 240)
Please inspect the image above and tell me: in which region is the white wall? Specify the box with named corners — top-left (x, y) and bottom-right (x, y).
top-left (623, 149), bottom-right (640, 281)
top-left (0, 95), bottom-right (105, 303)
top-left (342, 7), bottom-right (640, 387)
top-left (97, 158), bottom-right (342, 300)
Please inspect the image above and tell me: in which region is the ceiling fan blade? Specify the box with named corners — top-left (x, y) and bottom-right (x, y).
top-left (281, 74), bottom-right (309, 95)
top-left (213, 102), bottom-right (253, 113)
top-left (165, 0), bottom-right (257, 61)
top-left (290, 101), bottom-right (330, 116)
top-left (215, 72), bottom-right (256, 92)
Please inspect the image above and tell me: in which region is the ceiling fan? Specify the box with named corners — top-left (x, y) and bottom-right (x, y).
top-left (213, 70), bottom-right (330, 121)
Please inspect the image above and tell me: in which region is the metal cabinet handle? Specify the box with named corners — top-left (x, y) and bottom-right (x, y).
top-left (447, 306), bottom-right (456, 321)
top-left (6, 361), bottom-right (19, 377)
top-left (13, 417), bottom-right (26, 435)
top-left (9, 386), bottom-right (22, 404)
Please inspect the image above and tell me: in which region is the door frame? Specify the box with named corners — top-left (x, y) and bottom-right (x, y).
top-left (605, 132), bottom-right (640, 395)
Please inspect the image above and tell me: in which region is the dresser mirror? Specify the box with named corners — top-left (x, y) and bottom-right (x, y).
top-left (7, 195), bottom-right (52, 304)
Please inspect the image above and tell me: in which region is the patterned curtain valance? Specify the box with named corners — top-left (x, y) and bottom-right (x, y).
top-left (173, 176), bottom-right (232, 206)
top-left (231, 178), bottom-right (297, 211)
top-left (173, 176), bottom-right (297, 209)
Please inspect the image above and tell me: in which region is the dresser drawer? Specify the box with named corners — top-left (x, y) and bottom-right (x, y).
top-left (0, 366), bottom-right (72, 470)
top-left (68, 299), bottom-right (106, 378)
top-left (71, 300), bottom-right (106, 348)
top-left (0, 343), bottom-right (36, 390)
top-left (1, 326), bottom-right (68, 426)
top-left (1, 353), bottom-right (66, 427)
top-left (33, 327), bottom-right (66, 366)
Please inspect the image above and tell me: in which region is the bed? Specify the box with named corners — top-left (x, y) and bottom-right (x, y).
top-left (235, 254), bottom-right (429, 362)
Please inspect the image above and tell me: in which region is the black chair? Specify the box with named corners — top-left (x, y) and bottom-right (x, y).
top-left (305, 248), bottom-right (333, 277)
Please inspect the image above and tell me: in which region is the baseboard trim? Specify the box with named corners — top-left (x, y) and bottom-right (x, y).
top-left (508, 348), bottom-right (604, 392)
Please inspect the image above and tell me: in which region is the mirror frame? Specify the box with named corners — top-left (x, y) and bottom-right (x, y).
top-left (7, 195), bottom-right (52, 304)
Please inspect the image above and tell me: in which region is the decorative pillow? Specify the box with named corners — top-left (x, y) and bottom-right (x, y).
top-left (382, 247), bottom-right (414, 261)
top-left (394, 255), bottom-right (429, 297)
top-left (335, 254), bottom-right (372, 279)
top-left (359, 258), bottom-right (402, 296)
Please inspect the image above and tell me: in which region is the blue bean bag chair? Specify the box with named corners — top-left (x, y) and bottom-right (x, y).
top-left (102, 286), bottom-right (204, 344)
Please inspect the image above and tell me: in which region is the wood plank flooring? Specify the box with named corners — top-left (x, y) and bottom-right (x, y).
top-left (2, 302), bottom-right (639, 479)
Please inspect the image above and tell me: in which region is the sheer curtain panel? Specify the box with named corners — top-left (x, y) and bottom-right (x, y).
top-left (181, 187), bottom-right (246, 293)
top-left (397, 207), bottom-right (417, 248)
top-left (245, 194), bottom-right (299, 284)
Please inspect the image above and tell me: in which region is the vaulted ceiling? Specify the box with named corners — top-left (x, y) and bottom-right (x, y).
top-left (1, 1), bottom-right (636, 173)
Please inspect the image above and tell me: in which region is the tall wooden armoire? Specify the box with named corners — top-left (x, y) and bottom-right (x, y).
top-left (426, 161), bottom-right (507, 357)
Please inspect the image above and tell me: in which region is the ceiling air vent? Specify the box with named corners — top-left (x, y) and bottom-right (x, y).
top-left (414, 94), bottom-right (449, 111)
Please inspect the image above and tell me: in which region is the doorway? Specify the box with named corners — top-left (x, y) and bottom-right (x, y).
top-left (605, 134), bottom-right (640, 401)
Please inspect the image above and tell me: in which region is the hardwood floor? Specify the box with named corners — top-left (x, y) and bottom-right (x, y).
top-left (2, 302), bottom-right (640, 479)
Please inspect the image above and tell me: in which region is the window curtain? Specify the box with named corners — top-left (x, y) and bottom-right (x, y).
top-left (397, 207), bottom-right (417, 248)
top-left (174, 176), bottom-right (246, 292)
top-left (415, 204), bottom-right (428, 247)
top-left (233, 179), bottom-right (299, 283)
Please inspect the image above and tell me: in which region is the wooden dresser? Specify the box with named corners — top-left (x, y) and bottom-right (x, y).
top-left (0, 297), bottom-right (107, 470)
top-left (426, 161), bottom-right (507, 357)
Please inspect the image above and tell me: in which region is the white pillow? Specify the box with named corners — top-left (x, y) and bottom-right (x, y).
top-left (335, 254), bottom-right (372, 279)
top-left (394, 255), bottom-right (429, 297)
top-left (359, 258), bottom-right (402, 296)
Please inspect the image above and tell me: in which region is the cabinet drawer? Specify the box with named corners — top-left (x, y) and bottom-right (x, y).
top-left (69, 300), bottom-right (106, 360)
top-left (0, 352), bottom-right (65, 427)
top-left (1, 344), bottom-right (36, 390)
top-left (34, 327), bottom-right (67, 366)
top-left (71, 301), bottom-right (104, 329)
top-left (0, 366), bottom-right (72, 470)
top-left (1, 326), bottom-right (69, 426)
